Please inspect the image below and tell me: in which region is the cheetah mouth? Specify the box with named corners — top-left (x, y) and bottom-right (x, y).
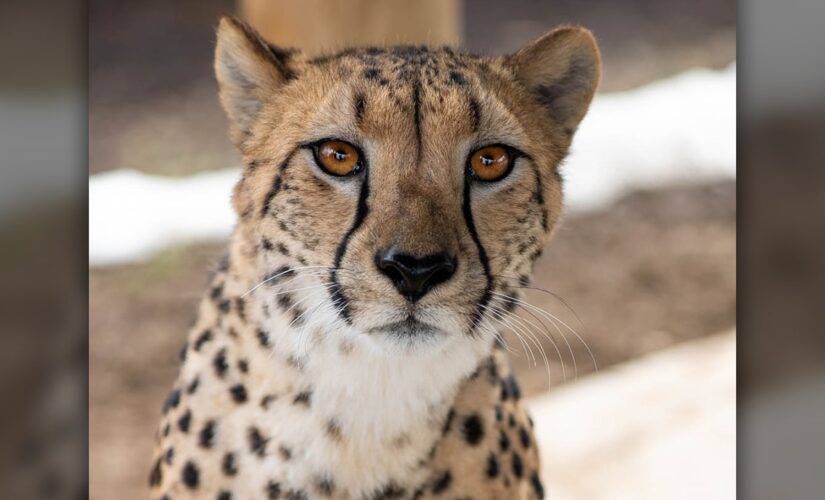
top-left (367, 318), bottom-right (441, 337)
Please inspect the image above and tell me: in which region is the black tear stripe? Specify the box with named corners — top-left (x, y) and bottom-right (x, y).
top-left (329, 171), bottom-right (370, 323)
top-left (462, 178), bottom-right (493, 335)
top-left (261, 150), bottom-right (296, 218)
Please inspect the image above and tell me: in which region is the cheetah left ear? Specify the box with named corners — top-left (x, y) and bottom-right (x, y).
top-left (215, 16), bottom-right (298, 147)
top-left (506, 26), bottom-right (601, 134)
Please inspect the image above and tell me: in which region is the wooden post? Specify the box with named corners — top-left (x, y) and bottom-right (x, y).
top-left (239, 0), bottom-right (462, 54)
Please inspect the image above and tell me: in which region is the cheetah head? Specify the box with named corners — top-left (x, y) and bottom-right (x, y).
top-left (215, 17), bottom-right (600, 353)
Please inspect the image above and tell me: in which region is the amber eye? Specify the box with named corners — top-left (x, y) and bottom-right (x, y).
top-left (468, 145), bottom-right (513, 182)
top-left (314, 140), bottom-right (362, 176)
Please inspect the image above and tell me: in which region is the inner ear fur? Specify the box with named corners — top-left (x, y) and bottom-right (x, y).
top-left (214, 16), bottom-right (296, 147)
top-left (507, 26), bottom-right (601, 133)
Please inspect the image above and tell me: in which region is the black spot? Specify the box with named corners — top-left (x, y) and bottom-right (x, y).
top-left (276, 242), bottom-right (290, 256)
top-left (499, 430), bottom-right (510, 451)
top-left (501, 375), bottom-right (521, 401)
top-left (431, 471), bottom-right (452, 494)
top-left (461, 414), bottom-right (484, 445)
top-left (262, 153), bottom-right (294, 217)
top-left (260, 394), bottom-right (276, 409)
top-left (486, 452), bottom-right (500, 478)
top-left (187, 377), bottom-right (200, 395)
top-left (519, 426), bottom-right (531, 448)
top-left (248, 427), bottom-right (269, 457)
top-left (509, 413), bottom-right (517, 428)
top-left (325, 419), bottom-right (342, 441)
top-left (222, 452), bottom-right (238, 476)
top-left (238, 359), bottom-right (249, 373)
top-left (162, 423), bottom-right (170, 437)
top-left (218, 491), bottom-right (232, 500)
top-left (468, 96), bottom-right (481, 132)
top-left (177, 409), bottom-right (192, 433)
top-left (442, 408), bottom-right (455, 434)
top-left (373, 482), bottom-right (406, 499)
top-left (162, 389), bottom-right (181, 413)
top-left (210, 284), bottom-right (224, 300)
top-left (293, 390), bottom-right (312, 406)
top-left (194, 330), bottom-right (213, 351)
top-left (286, 489), bottom-right (307, 500)
top-left (213, 348), bottom-right (229, 378)
top-left (257, 329), bottom-right (271, 348)
top-left (530, 471), bottom-right (545, 499)
top-left (355, 93), bottom-right (366, 126)
top-left (512, 452), bottom-right (524, 478)
top-left (363, 67), bottom-right (380, 80)
top-left (315, 476), bottom-right (335, 496)
top-left (217, 299), bottom-right (231, 313)
top-left (261, 238), bottom-right (274, 250)
top-left (267, 480), bottom-right (282, 499)
top-left (277, 293), bottom-right (293, 310)
top-left (264, 265), bottom-right (295, 286)
top-left (148, 458), bottom-right (162, 486)
top-left (178, 342), bottom-right (188, 361)
top-left (235, 297), bottom-right (247, 320)
top-left (448, 70), bottom-right (466, 85)
top-left (495, 405), bottom-right (503, 422)
top-left (199, 420), bottom-right (216, 448)
top-left (503, 296), bottom-right (518, 313)
top-left (278, 445), bottom-right (292, 461)
top-left (164, 447), bottom-right (174, 464)
top-left (230, 384), bottom-right (248, 403)
top-left (182, 461), bottom-right (199, 489)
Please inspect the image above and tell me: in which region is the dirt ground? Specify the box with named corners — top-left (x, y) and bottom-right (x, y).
top-left (89, 180), bottom-right (735, 498)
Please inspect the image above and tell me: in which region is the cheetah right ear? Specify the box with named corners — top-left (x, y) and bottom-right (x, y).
top-left (215, 16), bottom-right (297, 146)
top-left (506, 26), bottom-right (601, 135)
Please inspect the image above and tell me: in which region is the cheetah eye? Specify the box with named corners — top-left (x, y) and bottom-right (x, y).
top-left (312, 140), bottom-right (363, 177)
top-left (467, 145), bottom-right (515, 182)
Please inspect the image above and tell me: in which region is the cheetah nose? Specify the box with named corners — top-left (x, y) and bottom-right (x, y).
top-left (375, 248), bottom-right (457, 302)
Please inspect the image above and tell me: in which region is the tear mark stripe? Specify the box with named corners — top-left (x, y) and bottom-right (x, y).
top-left (329, 170), bottom-right (370, 323)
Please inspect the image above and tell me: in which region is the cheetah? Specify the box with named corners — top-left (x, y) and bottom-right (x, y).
top-left (150, 16), bottom-right (600, 500)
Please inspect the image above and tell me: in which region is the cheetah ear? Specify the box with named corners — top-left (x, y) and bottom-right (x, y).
top-left (215, 16), bottom-right (297, 146)
top-left (507, 26), bottom-right (601, 134)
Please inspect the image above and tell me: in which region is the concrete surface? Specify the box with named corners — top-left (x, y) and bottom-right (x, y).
top-left (527, 330), bottom-right (735, 499)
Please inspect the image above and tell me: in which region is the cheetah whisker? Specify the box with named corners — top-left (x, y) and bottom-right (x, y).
top-left (491, 290), bottom-right (579, 379)
top-left (485, 300), bottom-right (561, 387)
top-left (479, 304), bottom-right (537, 368)
top-left (491, 291), bottom-right (598, 375)
top-left (483, 302), bottom-right (554, 388)
top-left (241, 266), bottom-right (357, 298)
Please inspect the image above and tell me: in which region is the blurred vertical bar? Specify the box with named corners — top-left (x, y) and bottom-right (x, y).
top-left (740, 0), bottom-right (825, 497)
top-left (0, 0), bottom-right (87, 498)
top-left (239, 0), bottom-right (462, 53)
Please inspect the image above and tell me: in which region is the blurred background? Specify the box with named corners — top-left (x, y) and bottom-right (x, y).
top-left (87, 0), bottom-right (736, 498)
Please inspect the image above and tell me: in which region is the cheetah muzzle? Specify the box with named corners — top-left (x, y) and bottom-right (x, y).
top-left (150, 16), bottom-right (600, 500)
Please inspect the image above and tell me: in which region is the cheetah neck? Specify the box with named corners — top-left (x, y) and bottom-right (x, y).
top-left (229, 261), bottom-right (493, 490)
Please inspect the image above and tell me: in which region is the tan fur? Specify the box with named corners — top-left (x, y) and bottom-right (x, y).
top-left (150, 16), bottom-right (600, 500)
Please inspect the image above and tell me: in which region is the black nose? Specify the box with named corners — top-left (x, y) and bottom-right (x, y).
top-left (376, 249), bottom-right (457, 302)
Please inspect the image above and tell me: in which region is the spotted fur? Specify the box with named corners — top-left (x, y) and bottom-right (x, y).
top-left (150, 16), bottom-right (600, 499)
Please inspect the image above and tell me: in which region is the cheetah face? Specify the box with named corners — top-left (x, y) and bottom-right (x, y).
top-left (215, 18), bottom-right (600, 349)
